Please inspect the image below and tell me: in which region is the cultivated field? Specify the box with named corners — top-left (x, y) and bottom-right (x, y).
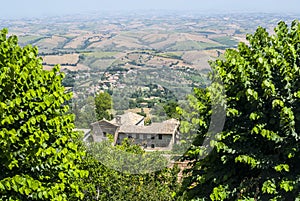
top-left (42, 54), bottom-right (80, 65)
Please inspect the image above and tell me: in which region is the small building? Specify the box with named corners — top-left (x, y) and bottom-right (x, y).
top-left (116, 119), bottom-right (179, 150)
top-left (89, 112), bottom-right (144, 142)
top-left (87, 112), bottom-right (179, 151)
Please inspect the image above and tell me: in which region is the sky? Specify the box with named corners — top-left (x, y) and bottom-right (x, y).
top-left (1, 0), bottom-right (300, 19)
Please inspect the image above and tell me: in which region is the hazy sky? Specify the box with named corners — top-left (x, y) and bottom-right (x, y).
top-left (1, 0), bottom-right (300, 19)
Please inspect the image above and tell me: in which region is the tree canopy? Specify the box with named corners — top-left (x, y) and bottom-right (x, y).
top-left (0, 28), bottom-right (87, 200)
top-left (94, 91), bottom-right (112, 120)
top-left (81, 135), bottom-right (179, 201)
top-left (179, 20), bottom-right (300, 200)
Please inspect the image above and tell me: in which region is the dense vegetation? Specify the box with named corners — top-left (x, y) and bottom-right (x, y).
top-left (0, 28), bottom-right (87, 200)
top-left (81, 135), bottom-right (179, 201)
top-left (178, 20), bottom-right (300, 200)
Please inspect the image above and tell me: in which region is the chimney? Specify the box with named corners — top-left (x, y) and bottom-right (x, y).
top-left (116, 116), bottom-right (121, 125)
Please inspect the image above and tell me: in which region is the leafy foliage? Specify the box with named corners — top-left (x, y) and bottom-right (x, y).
top-left (81, 135), bottom-right (180, 200)
top-left (0, 29), bottom-right (87, 200)
top-left (72, 96), bottom-right (97, 128)
top-left (179, 20), bottom-right (300, 200)
top-left (94, 91), bottom-right (112, 120)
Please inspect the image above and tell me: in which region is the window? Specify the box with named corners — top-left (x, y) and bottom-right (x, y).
top-left (151, 144), bottom-right (155, 148)
top-left (151, 135), bottom-right (155, 140)
top-left (158, 134), bottom-right (162, 140)
top-left (103, 132), bottom-right (107, 137)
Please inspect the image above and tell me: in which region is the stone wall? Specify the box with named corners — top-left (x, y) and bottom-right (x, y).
top-left (118, 133), bottom-right (173, 149)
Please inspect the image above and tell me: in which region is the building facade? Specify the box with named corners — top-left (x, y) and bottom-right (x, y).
top-left (87, 112), bottom-right (179, 151)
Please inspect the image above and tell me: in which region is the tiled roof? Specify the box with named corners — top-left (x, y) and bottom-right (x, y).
top-left (118, 119), bottom-right (179, 135)
top-left (109, 112), bottom-right (144, 125)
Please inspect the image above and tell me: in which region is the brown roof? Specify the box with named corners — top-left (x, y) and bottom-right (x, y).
top-left (109, 112), bottom-right (144, 125)
top-left (118, 119), bottom-right (179, 135)
top-left (90, 119), bottom-right (118, 127)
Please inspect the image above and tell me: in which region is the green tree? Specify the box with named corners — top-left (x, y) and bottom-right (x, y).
top-left (179, 21), bottom-right (300, 200)
top-left (94, 91), bottom-right (112, 120)
top-left (0, 29), bottom-right (88, 200)
top-left (73, 96), bottom-right (97, 128)
top-left (163, 99), bottom-right (180, 119)
top-left (81, 135), bottom-right (179, 201)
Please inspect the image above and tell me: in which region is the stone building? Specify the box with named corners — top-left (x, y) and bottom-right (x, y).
top-left (87, 112), bottom-right (179, 151)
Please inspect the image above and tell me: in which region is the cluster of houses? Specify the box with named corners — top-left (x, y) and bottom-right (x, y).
top-left (83, 112), bottom-right (180, 151)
